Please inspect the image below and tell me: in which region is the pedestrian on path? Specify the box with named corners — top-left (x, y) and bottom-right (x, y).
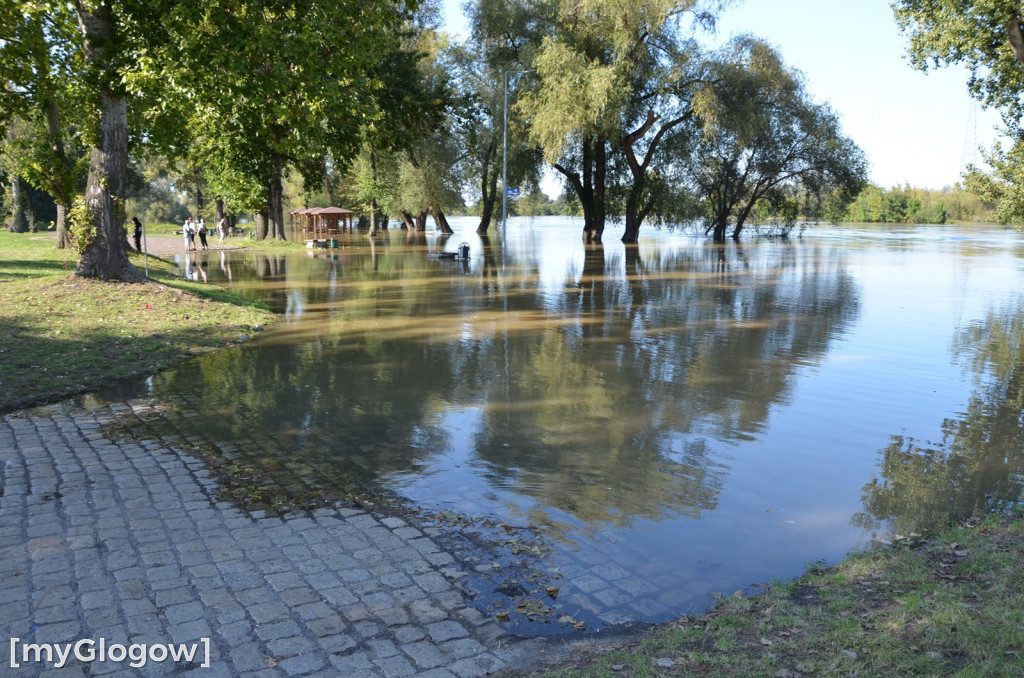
top-left (132, 216), bottom-right (143, 253)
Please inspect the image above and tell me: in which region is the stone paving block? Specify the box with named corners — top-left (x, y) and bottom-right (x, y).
top-left (426, 620), bottom-right (469, 643)
top-left (214, 618), bottom-right (255, 648)
top-left (278, 587), bottom-right (318, 607)
top-left (83, 606), bottom-right (122, 629)
top-left (440, 637), bottom-right (488, 660)
top-left (372, 653), bottom-right (417, 678)
top-left (415, 569), bottom-right (457, 592)
top-left (248, 600), bottom-right (291, 625)
top-left (266, 634), bottom-right (315, 659)
top-left (278, 652), bottom-right (325, 676)
top-left (254, 620), bottom-right (302, 643)
top-left (450, 653), bottom-right (506, 678)
top-left (328, 650), bottom-right (376, 674)
top-left (167, 618), bottom-right (213, 644)
top-left (230, 642), bottom-right (270, 672)
top-left (293, 601), bottom-right (333, 623)
top-left (163, 601), bottom-right (205, 625)
top-left (366, 637), bottom-right (400, 658)
top-left (402, 640), bottom-right (448, 670)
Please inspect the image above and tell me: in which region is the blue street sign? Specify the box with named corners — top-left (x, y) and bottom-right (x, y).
top-left (505, 187), bottom-right (520, 197)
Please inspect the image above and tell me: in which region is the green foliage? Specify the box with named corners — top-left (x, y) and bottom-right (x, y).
top-left (66, 195), bottom-right (95, 253)
top-left (689, 37), bottom-right (867, 239)
top-left (963, 138), bottom-right (1024, 224)
top-left (893, 1), bottom-right (1024, 131)
top-left (845, 183), bottom-right (995, 224)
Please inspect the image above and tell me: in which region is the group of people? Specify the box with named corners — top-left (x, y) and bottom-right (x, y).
top-left (182, 216), bottom-right (209, 250)
top-left (182, 216), bottom-right (229, 250)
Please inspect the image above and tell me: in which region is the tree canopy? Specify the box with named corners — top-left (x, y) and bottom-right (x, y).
top-left (0, 0), bottom-right (877, 266)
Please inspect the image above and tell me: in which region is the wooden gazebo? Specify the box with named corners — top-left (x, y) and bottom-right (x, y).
top-left (291, 206), bottom-right (356, 238)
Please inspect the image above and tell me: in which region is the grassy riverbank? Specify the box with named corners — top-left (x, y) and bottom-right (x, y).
top-left (3, 231), bottom-right (1023, 677)
top-left (0, 231), bottom-right (275, 413)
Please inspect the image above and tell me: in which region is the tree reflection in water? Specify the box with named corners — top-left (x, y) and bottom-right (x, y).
top-left (857, 299), bottom-right (1024, 535)
top-left (109, 221), bottom-right (869, 628)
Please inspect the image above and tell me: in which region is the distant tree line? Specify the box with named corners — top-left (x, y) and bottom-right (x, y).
top-left (842, 184), bottom-right (997, 225)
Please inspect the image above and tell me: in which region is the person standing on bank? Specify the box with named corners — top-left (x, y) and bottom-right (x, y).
top-left (198, 217), bottom-right (209, 250)
top-left (218, 216), bottom-right (227, 244)
top-left (182, 216), bottom-right (193, 250)
top-left (132, 217), bottom-right (143, 253)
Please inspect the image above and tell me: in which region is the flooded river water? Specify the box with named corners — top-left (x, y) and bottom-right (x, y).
top-left (98, 217), bottom-right (1024, 634)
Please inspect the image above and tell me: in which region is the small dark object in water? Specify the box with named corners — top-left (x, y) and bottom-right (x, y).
top-left (437, 251), bottom-right (457, 259)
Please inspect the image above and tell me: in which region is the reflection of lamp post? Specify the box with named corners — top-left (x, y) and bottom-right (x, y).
top-left (502, 69), bottom-right (533, 235)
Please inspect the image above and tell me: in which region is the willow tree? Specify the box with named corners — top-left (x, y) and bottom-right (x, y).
top-left (515, 0), bottom-right (727, 243)
top-left (353, 19), bottom-right (464, 236)
top-left (689, 38), bottom-right (866, 241)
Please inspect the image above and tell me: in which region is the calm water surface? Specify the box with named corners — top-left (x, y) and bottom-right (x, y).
top-left (103, 218), bottom-right (1024, 632)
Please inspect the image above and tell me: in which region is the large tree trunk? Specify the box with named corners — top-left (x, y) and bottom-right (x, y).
top-left (43, 97), bottom-right (74, 248)
top-left (476, 140), bottom-right (497, 235)
top-left (266, 161), bottom-right (286, 240)
top-left (368, 152), bottom-right (380, 236)
top-left (73, 1), bottom-right (143, 281)
top-left (433, 207), bottom-right (454, 234)
top-left (8, 174), bottom-right (27, 233)
top-left (55, 203), bottom-right (70, 249)
top-left (323, 155), bottom-right (336, 206)
top-left (555, 135), bottom-right (607, 245)
top-left (592, 138), bottom-right (606, 243)
top-left (254, 212), bottom-right (269, 240)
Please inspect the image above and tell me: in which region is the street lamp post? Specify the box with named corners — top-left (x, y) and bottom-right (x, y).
top-left (502, 69), bottom-right (532, 235)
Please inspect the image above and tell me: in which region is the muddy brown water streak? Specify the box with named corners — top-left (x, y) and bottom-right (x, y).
top-left (97, 217), bottom-right (1024, 634)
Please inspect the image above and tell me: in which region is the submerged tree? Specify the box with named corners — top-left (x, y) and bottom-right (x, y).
top-left (689, 38), bottom-right (866, 241)
top-left (517, 0), bottom-right (729, 243)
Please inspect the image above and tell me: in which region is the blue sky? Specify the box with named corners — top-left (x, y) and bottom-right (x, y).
top-left (443, 0), bottom-right (1005, 191)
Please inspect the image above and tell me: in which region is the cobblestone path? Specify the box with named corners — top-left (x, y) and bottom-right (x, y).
top-left (0, 402), bottom-right (552, 677)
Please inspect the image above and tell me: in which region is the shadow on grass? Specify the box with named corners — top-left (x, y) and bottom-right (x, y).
top-left (0, 313), bottom-right (256, 415)
top-left (0, 258), bottom-right (75, 278)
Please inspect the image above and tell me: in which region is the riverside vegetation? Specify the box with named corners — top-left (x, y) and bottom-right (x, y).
top-left (3, 232), bottom-right (1023, 677)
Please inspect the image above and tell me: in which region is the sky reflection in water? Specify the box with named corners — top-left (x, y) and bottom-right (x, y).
top-left (110, 217), bottom-right (1024, 631)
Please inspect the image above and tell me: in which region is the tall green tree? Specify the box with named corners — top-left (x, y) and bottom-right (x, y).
top-left (963, 138), bottom-right (1024, 223)
top-left (464, 0), bottom-right (550, 235)
top-left (1, 3), bottom-right (89, 247)
top-left (688, 38), bottom-right (866, 240)
top-left (517, 0), bottom-right (727, 243)
top-left (166, 0), bottom-right (417, 242)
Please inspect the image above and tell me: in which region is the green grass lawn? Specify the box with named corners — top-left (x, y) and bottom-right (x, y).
top-left (0, 231), bottom-right (274, 412)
